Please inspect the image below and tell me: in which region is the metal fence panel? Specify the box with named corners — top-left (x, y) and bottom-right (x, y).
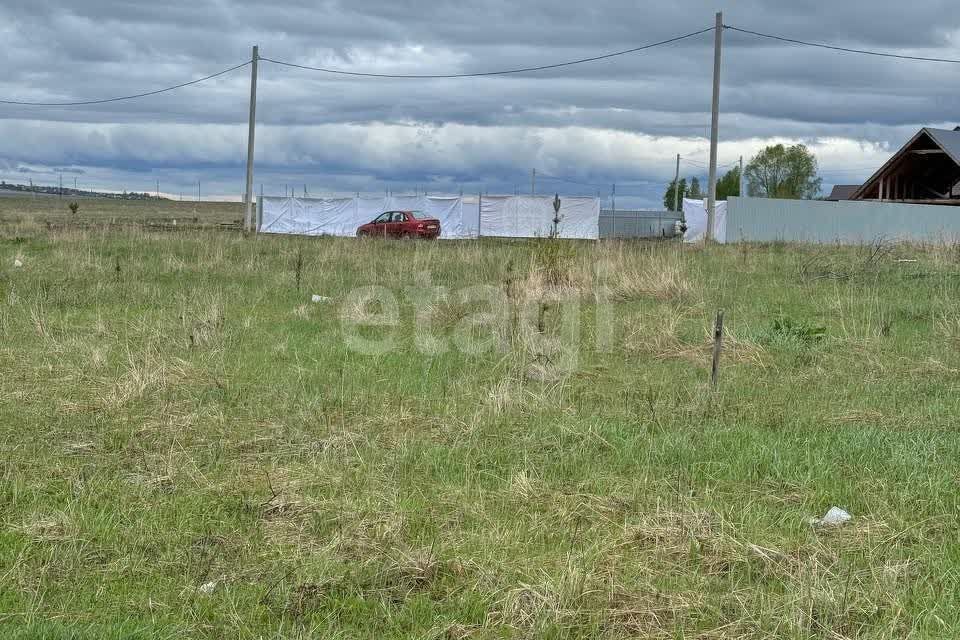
top-left (727, 196), bottom-right (960, 243)
top-left (599, 210), bottom-right (680, 239)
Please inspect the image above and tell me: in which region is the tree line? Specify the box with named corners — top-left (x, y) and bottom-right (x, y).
top-left (663, 143), bottom-right (823, 211)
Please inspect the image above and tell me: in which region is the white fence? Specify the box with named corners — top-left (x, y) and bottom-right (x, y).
top-left (726, 196), bottom-right (960, 244)
top-left (258, 195), bottom-right (600, 240)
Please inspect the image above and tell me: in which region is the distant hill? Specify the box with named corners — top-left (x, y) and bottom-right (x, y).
top-left (0, 181), bottom-right (162, 200)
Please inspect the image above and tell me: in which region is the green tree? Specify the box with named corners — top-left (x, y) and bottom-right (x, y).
top-left (688, 177), bottom-right (703, 200)
top-left (663, 177), bottom-right (687, 211)
top-left (745, 144), bottom-right (822, 199)
top-left (716, 166), bottom-right (741, 200)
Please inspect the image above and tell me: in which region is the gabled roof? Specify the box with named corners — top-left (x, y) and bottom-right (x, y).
top-left (850, 127), bottom-right (960, 200)
top-left (826, 184), bottom-right (860, 201)
top-left (924, 128), bottom-right (960, 166)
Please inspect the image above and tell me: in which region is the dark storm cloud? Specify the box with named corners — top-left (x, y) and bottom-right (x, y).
top-left (0, 0), bottom-right (959, 204)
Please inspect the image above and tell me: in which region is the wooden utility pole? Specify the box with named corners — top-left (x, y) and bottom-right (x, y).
top-left (531, 168), bottom-right (536, 196)
top-left (707, 11), bottom-right (723, 241)
top-left (244, 45), bottom-right (259, 232)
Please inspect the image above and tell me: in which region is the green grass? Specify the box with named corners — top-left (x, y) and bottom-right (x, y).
top-left (2, 199), bottom-right (960, 638)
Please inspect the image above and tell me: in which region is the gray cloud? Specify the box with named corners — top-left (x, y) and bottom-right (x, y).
top-left (1, 0), bottom-right (959, 206)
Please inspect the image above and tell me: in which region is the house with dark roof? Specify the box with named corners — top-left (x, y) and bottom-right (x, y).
top-left (825, 185), bottom-right (860, 201)
top-left (850, 127), bottom-right (960, 205)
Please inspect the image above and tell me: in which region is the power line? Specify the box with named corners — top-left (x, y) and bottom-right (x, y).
top-left (725, 25), bottom-right (960, 64)
top-left (682, 158), bottom-right (738, 169)
top-left (538, 174), bottom-right (608, 189)
top-left (260, 27), bottom-right (715, 78)
top-left (0, 61), bottom-right (251, 106)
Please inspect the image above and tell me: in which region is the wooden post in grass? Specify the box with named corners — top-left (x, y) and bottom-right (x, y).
top-left (552, 194), bottom-right (561, 238)
top-left (711, 309), bottom-right (724, 388)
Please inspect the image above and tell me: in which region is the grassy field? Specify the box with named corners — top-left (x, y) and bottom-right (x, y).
top-left (0, 194), bottom-right (241, 229)
top-left (2, 196), bottom-right (960, 639)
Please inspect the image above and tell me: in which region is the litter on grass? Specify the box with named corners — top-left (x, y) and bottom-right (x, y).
top-left (198, 581), bottom-right (218, 594)
top-left (311, 295), bottom-right (331, 303)
top-left (810, 506), bottom-right (852, 527)
top-left (13, 259), bottom-right (23, 268)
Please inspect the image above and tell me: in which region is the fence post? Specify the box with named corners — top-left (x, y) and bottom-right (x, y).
top-left (612, 183), bottom-right (616, 239)
top-left (711, 309), bottom-right (724, 388)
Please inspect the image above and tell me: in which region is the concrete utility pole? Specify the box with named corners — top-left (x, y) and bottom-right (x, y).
top-left (612, 182), bottom-right (617, 238)
top-left (739, 155), bottom-right (744, 197)
top-left (672, 153), bottom-right (681, 213)
top-left (244, 45), bottom-right (259, 232)
top-left (706, 11), bottom-right (723, 241)
top-left (531, 168), bottom-right (536, 196)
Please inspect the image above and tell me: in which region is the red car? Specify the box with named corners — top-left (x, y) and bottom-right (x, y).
top-left (356, 210), bottom-right (441, 239)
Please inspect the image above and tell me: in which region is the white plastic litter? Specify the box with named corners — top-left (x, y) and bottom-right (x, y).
top-left (13, 259), bottom-right (23, 268)
top-left (198, 581), bottom-right (218, 594)
top-left (311, 295), bottom-right (331, 303)
top-left (812, 506), bottom-right (852, 526)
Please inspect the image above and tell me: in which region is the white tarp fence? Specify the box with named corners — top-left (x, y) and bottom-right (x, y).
top-left (260, 195), bottom-right (469, 239)
top-left (479, 196), bottom-right (599, 239)
top-left (260, 195), bottom-right (600, 240)
top-left (682, 198), bottom-right (727, 243)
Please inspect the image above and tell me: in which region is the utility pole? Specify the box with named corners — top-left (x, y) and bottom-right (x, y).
top-left (197, 181), bottom-right (201, 202)
top-left (672, 154), bottom-right (681, 213)
top-left (58, 172), bottom-right (62, 199)
top-left (531, 168), bottom-right (536, 196)
top-left (706, 11), bottom-right (723, 241)
top-left (156, 179), bottom-right (160, 199)
top-left (739, 155), bottom-right (745, 197)
top-left (244, 45), bottom-right (259, 232)
top-left (612, 183), bottom-right (617, 238)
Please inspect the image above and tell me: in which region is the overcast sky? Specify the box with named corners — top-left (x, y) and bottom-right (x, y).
top-left (1, 0), bottom-right (959, 207)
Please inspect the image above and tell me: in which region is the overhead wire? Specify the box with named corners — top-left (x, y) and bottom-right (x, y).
top-left (0, 61), bottom-right (252, 106)
top-left (724, 25), bottom-right (960, 64)
top-left (3, 23), bottom-right (959, 107)
top-left (538, 174), bottom-right (608, 189)
top-left (258, 27), bottom-right (716, 78)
